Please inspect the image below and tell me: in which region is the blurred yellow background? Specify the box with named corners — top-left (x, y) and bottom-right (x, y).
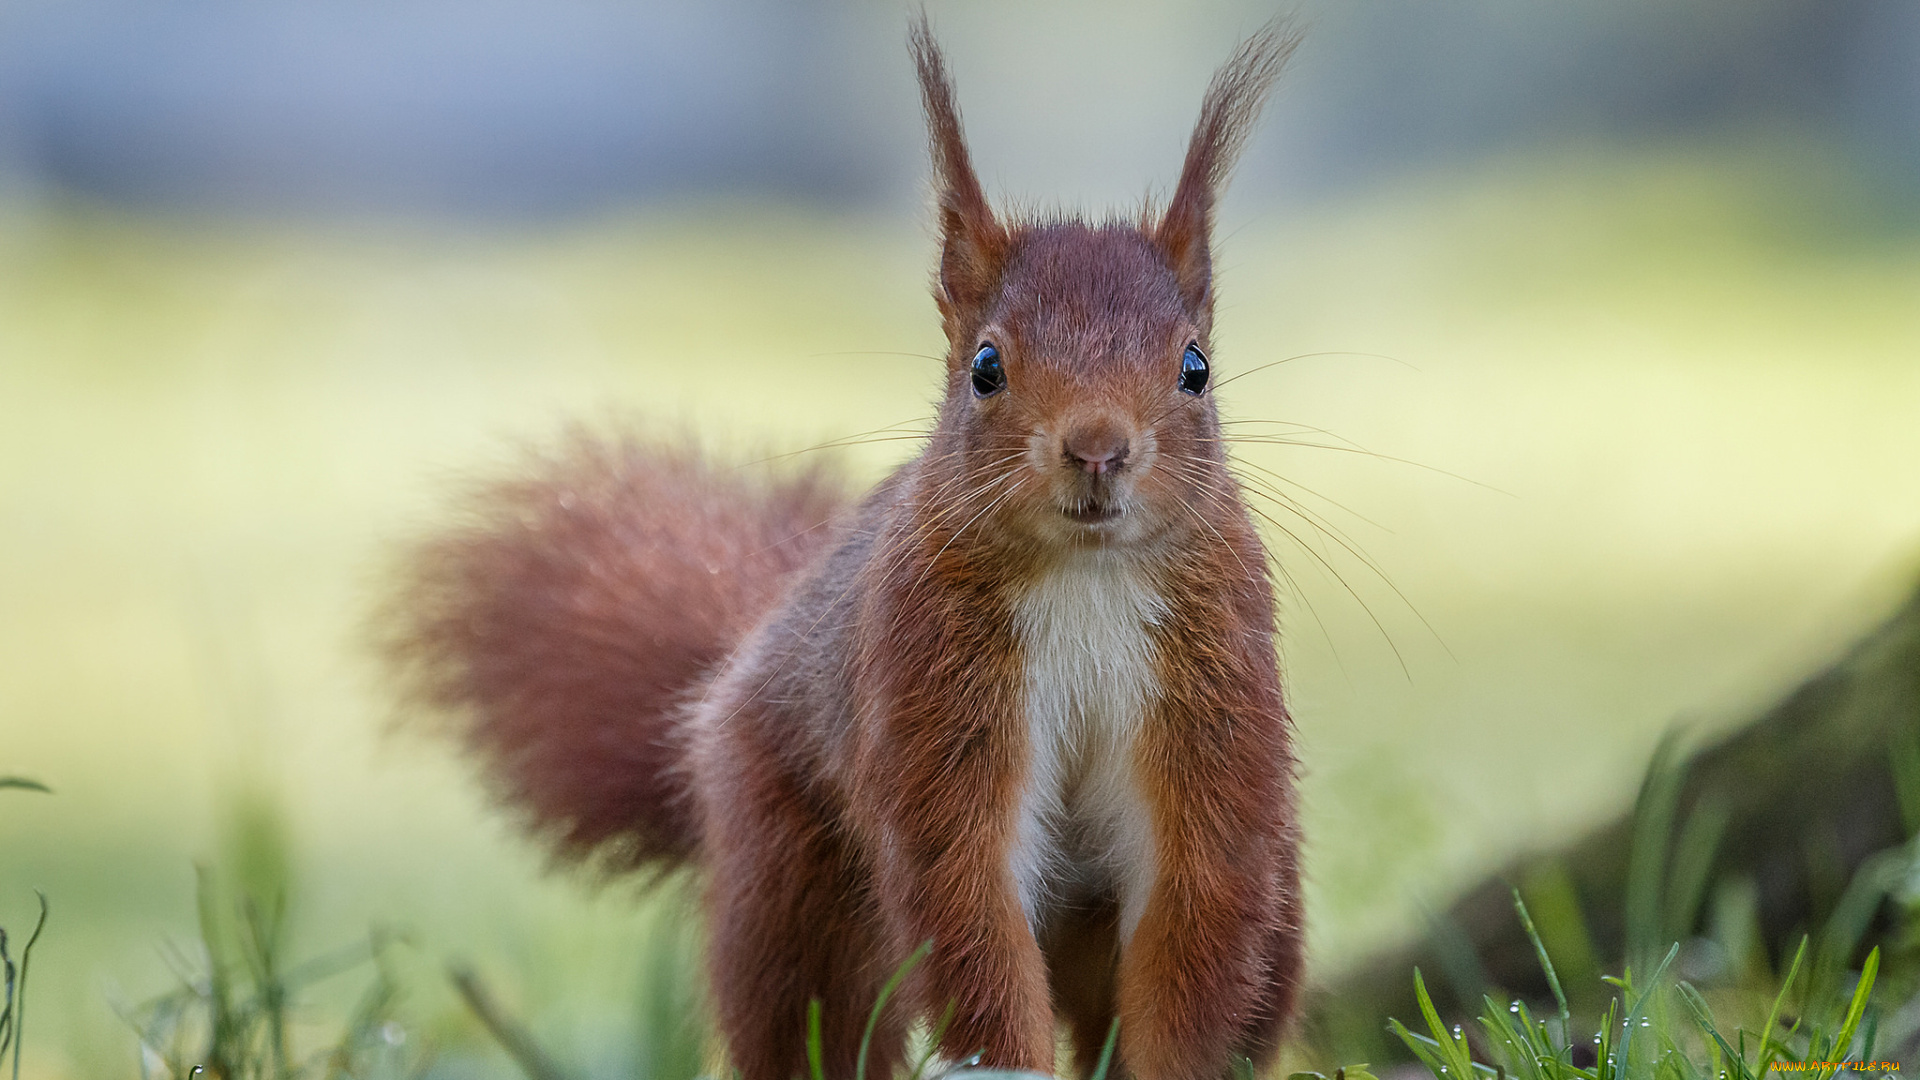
top-left (1, 1), bottom-right (1918, 1075)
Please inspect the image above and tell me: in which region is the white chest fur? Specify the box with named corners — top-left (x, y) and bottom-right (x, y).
top-left (1008, 550), bottom-right (1166, 942)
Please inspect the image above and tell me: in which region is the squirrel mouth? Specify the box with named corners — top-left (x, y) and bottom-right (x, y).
top-left (1064, 502), bottom-right (1122, 525)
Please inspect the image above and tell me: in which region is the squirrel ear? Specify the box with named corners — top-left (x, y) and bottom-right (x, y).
top-left (1155, 22), bottom-right (1299, 318)
top-left (910, 17), bottom-right (1009, 331)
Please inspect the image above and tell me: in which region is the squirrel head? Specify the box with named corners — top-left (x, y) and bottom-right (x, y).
top-left (908, 19), bottom-right (1298, 554)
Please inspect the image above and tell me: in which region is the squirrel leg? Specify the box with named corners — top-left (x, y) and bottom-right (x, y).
top-left (701, 719), bottom-right (906, 1080)
top-left (875, 841), bottom-right (1054, 1074)
top-left (1116, 856), bottom-right (1290, 1080)
top-left (1241, 836), bottom-right (1307, 1062)
top-left (1115, 716), bottom-right (1295, 1080)
top-left (863, 733), bottom-right (1055, 1072)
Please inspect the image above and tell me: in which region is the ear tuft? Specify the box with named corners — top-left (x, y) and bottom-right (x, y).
top-left (1156, 21), bottom-right (1301, 318)
top-left (910, 14), bottom-right (1010, 333)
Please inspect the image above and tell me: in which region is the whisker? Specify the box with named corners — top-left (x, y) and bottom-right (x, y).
top-left (713, 442), bottom-right (1029, 724)
top-left (1143, 350), bottom-right (1415, 430)
top-left (884, 450), bottom-right (1030, 565)
top-left (1217, 418), bottom-right (1321, 432)
top-left (1238, 480), bottom-right (1452, 662)
top-left (740, 419), bottom-right (938, 468)
top-left (711, 580), bottom-right (858, 730)
top-left (1158, 459), bottom-right (1354, 684)
top-left (805, 349), bottom-right (949, 364)
top-left (1196, 450), bottom-right (1453, 661)
top-left (1209, 349), bottom-right (1420, 395)
top-left (1226, 467), bottom-right (1383, 556)
top-left (1165, 480), bottom-right (1258, 587)
top-left (906, 445), bottom-right (1030, 517)
top-left (1140, 348), bottom-right (1421, 440)
top-left (721, 463), bottom-right (1024, 727)
top-left (1162, 454), bottom-right (1415, 679)
top-left (910, 477), bottom-right (1031, 595)
top-left (1218, 417), bottom-right (1373, 454)
top-left (1219, 436), bottom-right (1512, 496)
top-left (740, 441), bottom-right (1024, 559)
top-left (1230, 456), bottom-right (1394, 534)
top-left (1239, 495), bottom-right (1411, 681)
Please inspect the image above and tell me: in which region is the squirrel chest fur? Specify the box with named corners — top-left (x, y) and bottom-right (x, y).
top-left (1008, 549), bottom-right (1164, 938)
top-left (388, 18), bottom-right (1306, 1080)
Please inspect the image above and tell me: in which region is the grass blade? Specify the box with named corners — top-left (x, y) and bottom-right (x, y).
top-left (0, 933), bottom-right (10, 1063)
top-left (1757, 937), bottom-right (1809, 1074)
top-left (1663, 795), bottom-right (1730, 947)
top-left (7, 894), bottom-right (46, 1080)
top-left (241, 894), bottom-right (290, 1079)
top-left (1089, 1018), bottom-right (1121, 1080)
top-left (1389, 1020), bottom-right (1455, 1079)
top-left (1817, 948), bottom-right (1878, 1080)
top-left (449, 963), bottom-right (573, 1080)
top-left (1678, 983), bottom-right (1751, 1080)
top-left (1407, 969), bottom-right (1479, 1079)
top-left (907, 1002), bottom-right (958, 1080)
top-left (858, 941), bottom-right (932, 1080)
top-left (1626, 736), bottom-right (1684, 967)
top-left (807, 999), bottom-right (826, 1080)
top-left (1477, 996), bottom-right (1546, 1080)
top-left (1513, 891), bottom-right (1571, 1031)
top-left (1615, 943), bottom-right (1679, 1076)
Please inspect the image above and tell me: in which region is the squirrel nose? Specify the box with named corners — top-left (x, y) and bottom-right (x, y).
top-left (1063, 424), bottom-right (1130, 475)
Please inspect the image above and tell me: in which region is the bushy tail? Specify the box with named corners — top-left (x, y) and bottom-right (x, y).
top-left (381, 432), bottom-right (846, 873)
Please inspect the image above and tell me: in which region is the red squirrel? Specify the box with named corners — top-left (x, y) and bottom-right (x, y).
top-left (386, 19), bottom-right (1304, 1080)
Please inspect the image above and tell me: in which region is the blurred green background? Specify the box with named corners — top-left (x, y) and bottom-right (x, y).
top-left (2, 1), bottom-right (1918, 1076)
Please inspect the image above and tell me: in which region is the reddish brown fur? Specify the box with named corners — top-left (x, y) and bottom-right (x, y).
top-left (385, 18), bottom-right (1304, 1080)
top-left (384, 432), bottom-right (846, 871)
top-left (1119, 551), bottom-right (1300, 1080)
top-left (1155, 26), bottom-right (1299, 319)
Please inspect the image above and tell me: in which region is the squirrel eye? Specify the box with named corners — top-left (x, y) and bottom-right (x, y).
top-left (1179, 343), bottom-right (1210, 395)
top-left (971, 343), bottom-right (1006, 398)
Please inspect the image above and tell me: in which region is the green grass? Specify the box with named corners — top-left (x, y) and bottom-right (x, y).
top-left (121, 868), bottom-right (420, 1079)
top-left (1374, 904), bottom-right (1892, 1080)
top-left (1, 890), bottom-right (49, 1080)
top-left (1, 136), bottom-right (1918, 1076)
top-left (62, 728), bottom-right (1920, 1080)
